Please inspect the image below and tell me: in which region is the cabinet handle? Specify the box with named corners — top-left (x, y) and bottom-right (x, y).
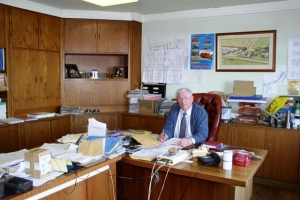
top-left (40, 29), bottom-right (42, 35)
top-left (40, 77), bottom-right (42, 83)
top-left (98, 34), bottom-right (100, 39)
top-left (94, 34), bottom-right (96, 39)
top-left (36, 77), bottom-right (37, 83)
top-left (36, 28), bottom-right (38, 35)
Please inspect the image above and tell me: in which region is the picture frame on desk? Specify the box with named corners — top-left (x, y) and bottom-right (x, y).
top-left (215, 30), bottom-right (276, 72)
top-left (65, 64), bottom-right (81, 78)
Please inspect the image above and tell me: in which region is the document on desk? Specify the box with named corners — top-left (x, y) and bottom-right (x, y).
top-left (40, 143), bottom-right (78, 156)
top-left (131, 133), bottom-right (161, 147)
top-left (0, 149), bottom-right (27, 168)
top-left (130, 144), bottom-right (172, 161)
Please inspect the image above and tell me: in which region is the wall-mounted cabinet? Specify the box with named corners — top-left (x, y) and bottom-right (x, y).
top-left (11, 49), bottom-right (61, 115)
top-left (10, 7), bottom-right (60, 51)
top-left (9, 7), bottom-right (62, 116)
top-left (64, 19), bottom-right (128, 54)
top-left (63, 20), bottom-right (141, 113)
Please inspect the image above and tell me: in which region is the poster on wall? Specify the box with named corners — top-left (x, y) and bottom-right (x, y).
top-left (190, 34), bottom-right (215, 70)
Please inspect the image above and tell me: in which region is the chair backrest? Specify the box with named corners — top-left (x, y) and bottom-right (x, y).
top-left (193, 93), bottom-right (222, 141)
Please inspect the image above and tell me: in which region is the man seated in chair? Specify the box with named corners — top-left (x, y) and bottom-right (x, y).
top-left (159, 87), bottom-right (208, 147)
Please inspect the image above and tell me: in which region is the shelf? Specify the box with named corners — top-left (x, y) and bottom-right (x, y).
top-left (64, 78), bottom-right (128, 81)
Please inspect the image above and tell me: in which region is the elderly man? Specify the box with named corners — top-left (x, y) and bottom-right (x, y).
top-left (159, 87), bottom-right (208, 147)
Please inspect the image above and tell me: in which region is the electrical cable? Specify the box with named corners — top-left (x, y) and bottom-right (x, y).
top-left (108, 168), bottom-right (116, 200)
top-left (147, 162), bottom-right (166, 200)
top-left (179, 166), bottom-right (206, 200)
top-left (157, 163), bottom-right (173, 200)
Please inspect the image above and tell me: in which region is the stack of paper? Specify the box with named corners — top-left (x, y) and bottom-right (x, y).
top-left (127, 89), bottom-right (149, 113)
top-left (27, 112), bottom-right (55, 119)
top-left (0, 117), bottom-right (24, 124)
top-left (87, 118), bottom-right (107, 137)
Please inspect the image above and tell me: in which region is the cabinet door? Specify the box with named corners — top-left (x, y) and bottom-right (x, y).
top-left (64, 19), bottom-right (97, 52)
top-left (97, 20), bottom-right (129, 53)
top-left (98, 113), bottom-right (121, 130)
top-left (10, 7), bottom-right (38, 49)
top-left (232, 126), bottom-right (265, 149)
top-left (0, 4), bottom-right (5, 46)
top-left (38, 51), bottom-right (61, 108)
top-left (64, 80), bottom-right (128, 106)
top-left (218, 123), bottom-right (233, 145)
top-left (50, 116), bottom-right (71, 143)
top-left (39, 14), bottom-right (60, 51)
top-left (0, 124), bottom-right (22, 153)
top-left (11, 49), bottom-right (39, 110)
top-left (263, 129), bottom-right (300, 183)
top-left (23, 121), bottom-right (50, 149)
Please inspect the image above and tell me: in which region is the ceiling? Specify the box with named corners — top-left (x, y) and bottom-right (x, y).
top-left (23, 0), bottom-right (292, 15)
top-left (1, 0), bottom-right (299, 22)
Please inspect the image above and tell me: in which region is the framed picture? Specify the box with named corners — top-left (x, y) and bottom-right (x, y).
top-left (113, 67), bottom-right (124, 78)
top-left (216, 30), bottom-right (276, 72)
top-left (65, 64), bottom-right (81, 78)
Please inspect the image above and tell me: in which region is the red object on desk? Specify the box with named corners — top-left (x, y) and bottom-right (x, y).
top-left (234, 152), bottom-right (251, 167)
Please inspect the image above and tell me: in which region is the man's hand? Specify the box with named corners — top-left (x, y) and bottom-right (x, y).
top-left (178, 138), bottom-right (193, 147)
top-left (159, 133), bottom-right (168, 142)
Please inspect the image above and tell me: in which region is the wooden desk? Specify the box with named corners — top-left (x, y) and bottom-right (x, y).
top-left (3, 156), bottom-right (122, 200)
top-left (117, 147), bottom-right (268, 200)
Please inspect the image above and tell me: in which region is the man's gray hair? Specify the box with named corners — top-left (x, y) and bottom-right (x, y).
top-left (175, 87), bottom-right (193, 98)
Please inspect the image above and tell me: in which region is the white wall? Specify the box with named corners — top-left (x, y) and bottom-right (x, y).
top-left (142, 9), bottom-right (300, 100)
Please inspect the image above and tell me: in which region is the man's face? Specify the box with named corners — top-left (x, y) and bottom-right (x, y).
top-left (177, 91), bottom-right (193, 111)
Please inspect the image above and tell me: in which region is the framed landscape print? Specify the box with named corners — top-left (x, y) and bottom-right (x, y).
top-left (216, 30), bottom-right (276, 72)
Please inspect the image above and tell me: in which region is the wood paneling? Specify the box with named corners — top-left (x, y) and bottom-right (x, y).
top-left (0, 4), bottom-right (6, 46)
top-left (23, 120), bottom-right (50, 149)
top-left (0, 124), bottom-right (22, 153)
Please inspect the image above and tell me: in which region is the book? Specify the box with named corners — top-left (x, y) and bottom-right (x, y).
top-left (202, 141), bottom-right (224, 149)
top-left (27, 112), bottom-right (55, 119)
top-left (0, 118), bottom-right (24, 124)
top-left (105, 136), bottom-right (122, 153)
top-left (17, 114), bottom-right (38, 121)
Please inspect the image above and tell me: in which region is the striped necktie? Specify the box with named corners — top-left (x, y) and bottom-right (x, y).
top-left (179, 113), bottom-right (187, 138)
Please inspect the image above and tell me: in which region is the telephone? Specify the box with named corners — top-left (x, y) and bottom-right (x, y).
top-left (197, 152), bottom-right (221, 166)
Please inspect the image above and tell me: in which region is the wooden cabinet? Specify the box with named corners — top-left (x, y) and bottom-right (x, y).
top-left (218, 123), bottom-right (300, 184)
top-left (23, 120), bottom-right (50, 149)
top-left (122, 113), bottom-right (165, 134)
top-left (10, 7), bottom-right (60, 51)
top-left (64, 19), bottom-right (128, 53)
top-left (72, 113), bottom-right (122, 133)
top-left (50, 115), bottom-right (72, 143)
top-left (0, 123), bottom-right (22, 153)
top-left (0, 4), bottom-right (6, 47)
top-left (263, 129), bottom-right (300, 183)
top-left (11, 49), bottom-right (60, 114)
top-left (63, 20), bottom-right (141, 113)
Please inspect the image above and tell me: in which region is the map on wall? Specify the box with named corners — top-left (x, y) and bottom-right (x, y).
top-left (142, 35), bottom-right (189, 84)
top-left (190, 34), bottom-right (215, 70)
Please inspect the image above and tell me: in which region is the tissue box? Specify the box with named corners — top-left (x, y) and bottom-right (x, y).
top-left (234, 152), bottom-right (251, 167)
top-left (233, 80), bottom-right (256, 96)
top-left (24, 148), bottom-right (51, 179)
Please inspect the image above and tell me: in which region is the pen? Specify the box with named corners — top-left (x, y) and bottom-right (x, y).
top-left (75, 134), bottom-right (84, 145)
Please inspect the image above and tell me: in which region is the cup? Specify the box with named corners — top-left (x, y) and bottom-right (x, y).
top-left (223, 150), bottom-right (233, 170)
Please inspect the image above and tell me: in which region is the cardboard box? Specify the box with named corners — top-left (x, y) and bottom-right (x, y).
top-left (24, 148), bottom-right (51, 179)
top-left (234, 152), bottom-right (251, 167)
top-left (233, 80), bottom-right (256, 96)
top-left (139, 98), bottom-right (166, 115)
